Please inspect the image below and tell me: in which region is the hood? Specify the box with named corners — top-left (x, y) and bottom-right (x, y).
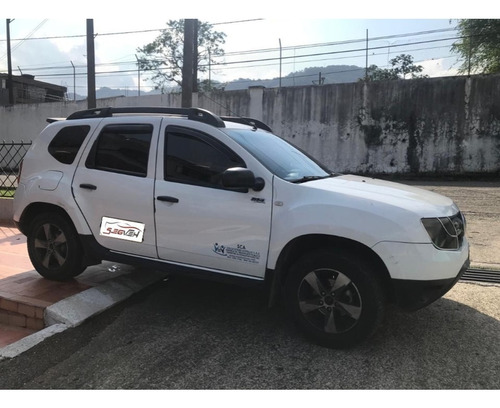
top-left (304, 174), bottom-right (459, 217)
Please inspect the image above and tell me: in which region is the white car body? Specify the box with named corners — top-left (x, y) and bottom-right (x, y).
top-left (268, 175), bottom-right (468, 281)
top-left (12, 107), bottom-right (470, 347)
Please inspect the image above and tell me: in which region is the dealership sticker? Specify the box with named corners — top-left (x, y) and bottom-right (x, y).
top-left (100, 217), bottom-right (145, 243)
top-left (213, 242), bottom-right (260, 264)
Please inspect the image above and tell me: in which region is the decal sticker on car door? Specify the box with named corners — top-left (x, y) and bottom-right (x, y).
top-left (213, 242), bottom-right (261, 264)
top-left (99, 217), bottom-right (145, 243)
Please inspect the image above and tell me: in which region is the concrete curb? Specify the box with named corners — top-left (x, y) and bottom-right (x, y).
top-left (0, 268), bottom-right (169, 360)
top-left (0, 324), bottom-right (68, 359)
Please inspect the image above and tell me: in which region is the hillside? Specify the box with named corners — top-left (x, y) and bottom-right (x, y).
top-left (223, 65), bottom-right (364, 90)
top-left (68, 64), bottom-right (365, 100)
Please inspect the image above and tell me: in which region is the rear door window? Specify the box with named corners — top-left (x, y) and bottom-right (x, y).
top-left (86, 124), bottom-right (153, 177)
top-left (48, 125), bottom-right (90, 164)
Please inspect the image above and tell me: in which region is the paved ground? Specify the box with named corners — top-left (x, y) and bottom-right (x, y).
top-left (0, 224), bottom-right (168, 355)
top-left (0, 274), bottom-right (498, 390)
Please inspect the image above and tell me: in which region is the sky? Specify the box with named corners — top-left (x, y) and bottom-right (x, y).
top-left (1, 1), bottom-right (497, 96)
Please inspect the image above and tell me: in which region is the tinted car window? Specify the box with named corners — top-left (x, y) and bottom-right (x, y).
top-left (226, 128), bottom-right (331, 181)
top-left (165, 127), bottom-right (245, 189)
top-left (48, 125), bottom-right (90, 164)
top-left (86, 124), bottom-right (153, 177)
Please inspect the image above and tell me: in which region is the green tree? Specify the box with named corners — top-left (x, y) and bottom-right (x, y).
top-left (365, 54), bottom-right (427, 81)
top-left (366, 64), bottom-right (399, 81)
top-left (451, 19), bottom-right (500, 75)
top-left (137, 20), bottom-right (226, 92)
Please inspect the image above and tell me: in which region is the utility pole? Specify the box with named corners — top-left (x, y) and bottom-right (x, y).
top-left (70, 61), bottom-right (76, 101)
top-left (192, 20), bottom-right (198, 94)
top-left (208, 49), bottom-right (211, 90)
top-left (365, 29), bottom-right (369, 81)
top-left (135, 54), bottom-right (141, 97)
top-left (467, 27), bottom-right (473, 77)
top-left (86, 19), bottom-right (96, 109)
top-left (182, 19), bottom-right (196, 107)
top-left (279, 39), bottom-right (282, 89)
top-left (6, 19), bottom-right (14, 105)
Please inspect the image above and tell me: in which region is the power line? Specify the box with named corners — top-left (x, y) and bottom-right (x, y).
top-left (105, 35), bottom-right (460, 72)
top-left (23, 48), bottom-right (456, 82)
top-left (0, 18), bottom-right (264, 43)
top-left (54, 50), bottom-right (460, 91)
top-left (212, 18), bottom-right (264, 26)
top-left (212, 44), bottom-right (456, 74)
top-left (223, 27), bottom-right (458, 56)
top-left (0, 22), bottom-right (459, 68)
top-left (0, 35), bottom-right (459, 77)
top-left (0, 25), bottom-right (467, 89)
top-left (0, 19), bottom-right (48, 61)
top-left (1, 30), bottom-right (459, 75)
top-left (0, 30), bottom-right (151, 42)
top-left (206, 36), bottom-right (462, 69)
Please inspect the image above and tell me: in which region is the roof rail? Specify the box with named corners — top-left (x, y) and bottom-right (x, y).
top-left (65, 107), bottom-right (226, 128)
top-left (220, 116), bottom-right (272, 132)
top-left (46, 117), bottom-right (65, 123)
top-left (63, 106), bottom-right (273, 132)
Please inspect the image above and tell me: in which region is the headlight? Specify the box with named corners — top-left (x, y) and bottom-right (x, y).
top-left (421, 212), bottom-right (465, 250)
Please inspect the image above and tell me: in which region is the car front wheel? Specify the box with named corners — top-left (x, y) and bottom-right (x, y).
top-left (284, 248), bottom-right (386, 349)
top-left (27, 212), bottom-right (86, 281)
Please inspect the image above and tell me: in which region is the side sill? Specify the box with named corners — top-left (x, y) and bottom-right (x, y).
top-left (79, 234), bottom-right (266, 288)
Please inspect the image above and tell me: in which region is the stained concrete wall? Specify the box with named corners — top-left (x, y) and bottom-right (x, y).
top-left (257, 76), bottom-right (500, 176)
top-left (196, 76), bottom-right (500, 176)
top-left (1, 75), bottom-right (499, 176)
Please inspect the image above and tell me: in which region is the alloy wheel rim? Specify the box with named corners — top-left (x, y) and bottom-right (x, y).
top-left (297, 268), bottom-right (362, 334)
top-left (33, 223), bottom-right (68, 269)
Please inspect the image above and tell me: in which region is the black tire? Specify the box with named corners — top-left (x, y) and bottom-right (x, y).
top-left (27, 212), bottom-right (86, 281)
top-left (284, 248), bottom-right (386, 349)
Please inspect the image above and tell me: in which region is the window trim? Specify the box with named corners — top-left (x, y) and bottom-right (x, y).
top-left (48, 125), bottom-right (91, 165)
top-left (85, 123), bottom-right (153, 178)
top-left (164, 125), bottom-right (247, 191)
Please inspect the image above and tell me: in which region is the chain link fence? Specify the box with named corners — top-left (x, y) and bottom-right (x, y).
top-left (0, 141), bottom-right (32, 197)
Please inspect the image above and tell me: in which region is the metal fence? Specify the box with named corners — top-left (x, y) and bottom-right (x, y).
top-left (0, 141), bottom-right (32, 197)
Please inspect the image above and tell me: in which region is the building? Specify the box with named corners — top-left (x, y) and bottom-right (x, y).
top-left (0, 74), bottom-right (67, 106)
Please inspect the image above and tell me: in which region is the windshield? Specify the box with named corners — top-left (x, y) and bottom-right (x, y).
top-left (225, 128), bottom-right (333, 182)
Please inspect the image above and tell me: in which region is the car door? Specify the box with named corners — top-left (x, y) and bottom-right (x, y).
top-left (72, 117), bottom-right (161, 258)
top-left (154, 125), bottom-right (273, 279)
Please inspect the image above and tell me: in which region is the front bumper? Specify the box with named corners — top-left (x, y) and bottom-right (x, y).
top-left (392, 257), bottom-right (470, 311)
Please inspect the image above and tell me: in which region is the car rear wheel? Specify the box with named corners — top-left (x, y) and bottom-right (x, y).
top-left (284, 248), bottom-right (386, 349)
top-left (27, 212), bottom-right (86, 281)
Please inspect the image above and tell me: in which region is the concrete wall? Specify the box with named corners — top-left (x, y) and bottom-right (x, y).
top-left (0, 93), bottom-right (182, 144)
top-left (258, 76), bottom-right (500, 176)
top-left (1, 75), bottom-right (499, 176)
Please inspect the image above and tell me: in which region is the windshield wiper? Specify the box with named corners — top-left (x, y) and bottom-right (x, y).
top-left (291, 174), bottom-right (336, 184)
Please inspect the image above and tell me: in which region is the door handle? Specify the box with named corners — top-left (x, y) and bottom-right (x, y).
top-left (157, 196), bottom-right (179, 203)
top-left (80, 183), bottom-right (97, 190)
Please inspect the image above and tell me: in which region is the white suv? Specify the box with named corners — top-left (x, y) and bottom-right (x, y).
top-left (13, 107), bottom-right (469, 348)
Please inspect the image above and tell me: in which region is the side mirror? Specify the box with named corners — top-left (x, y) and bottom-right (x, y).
top-left (222, 167), bottom-right (265, 192)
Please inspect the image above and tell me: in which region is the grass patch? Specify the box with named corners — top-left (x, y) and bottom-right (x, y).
top-left (0, 189), bottom-right (15, 198)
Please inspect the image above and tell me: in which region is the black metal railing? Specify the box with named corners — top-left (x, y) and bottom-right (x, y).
top-left (0, 141), bottom-right (32, 197)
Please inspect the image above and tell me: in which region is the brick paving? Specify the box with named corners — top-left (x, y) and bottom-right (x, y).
top-left (0, 222), bottom-right (128, 348)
